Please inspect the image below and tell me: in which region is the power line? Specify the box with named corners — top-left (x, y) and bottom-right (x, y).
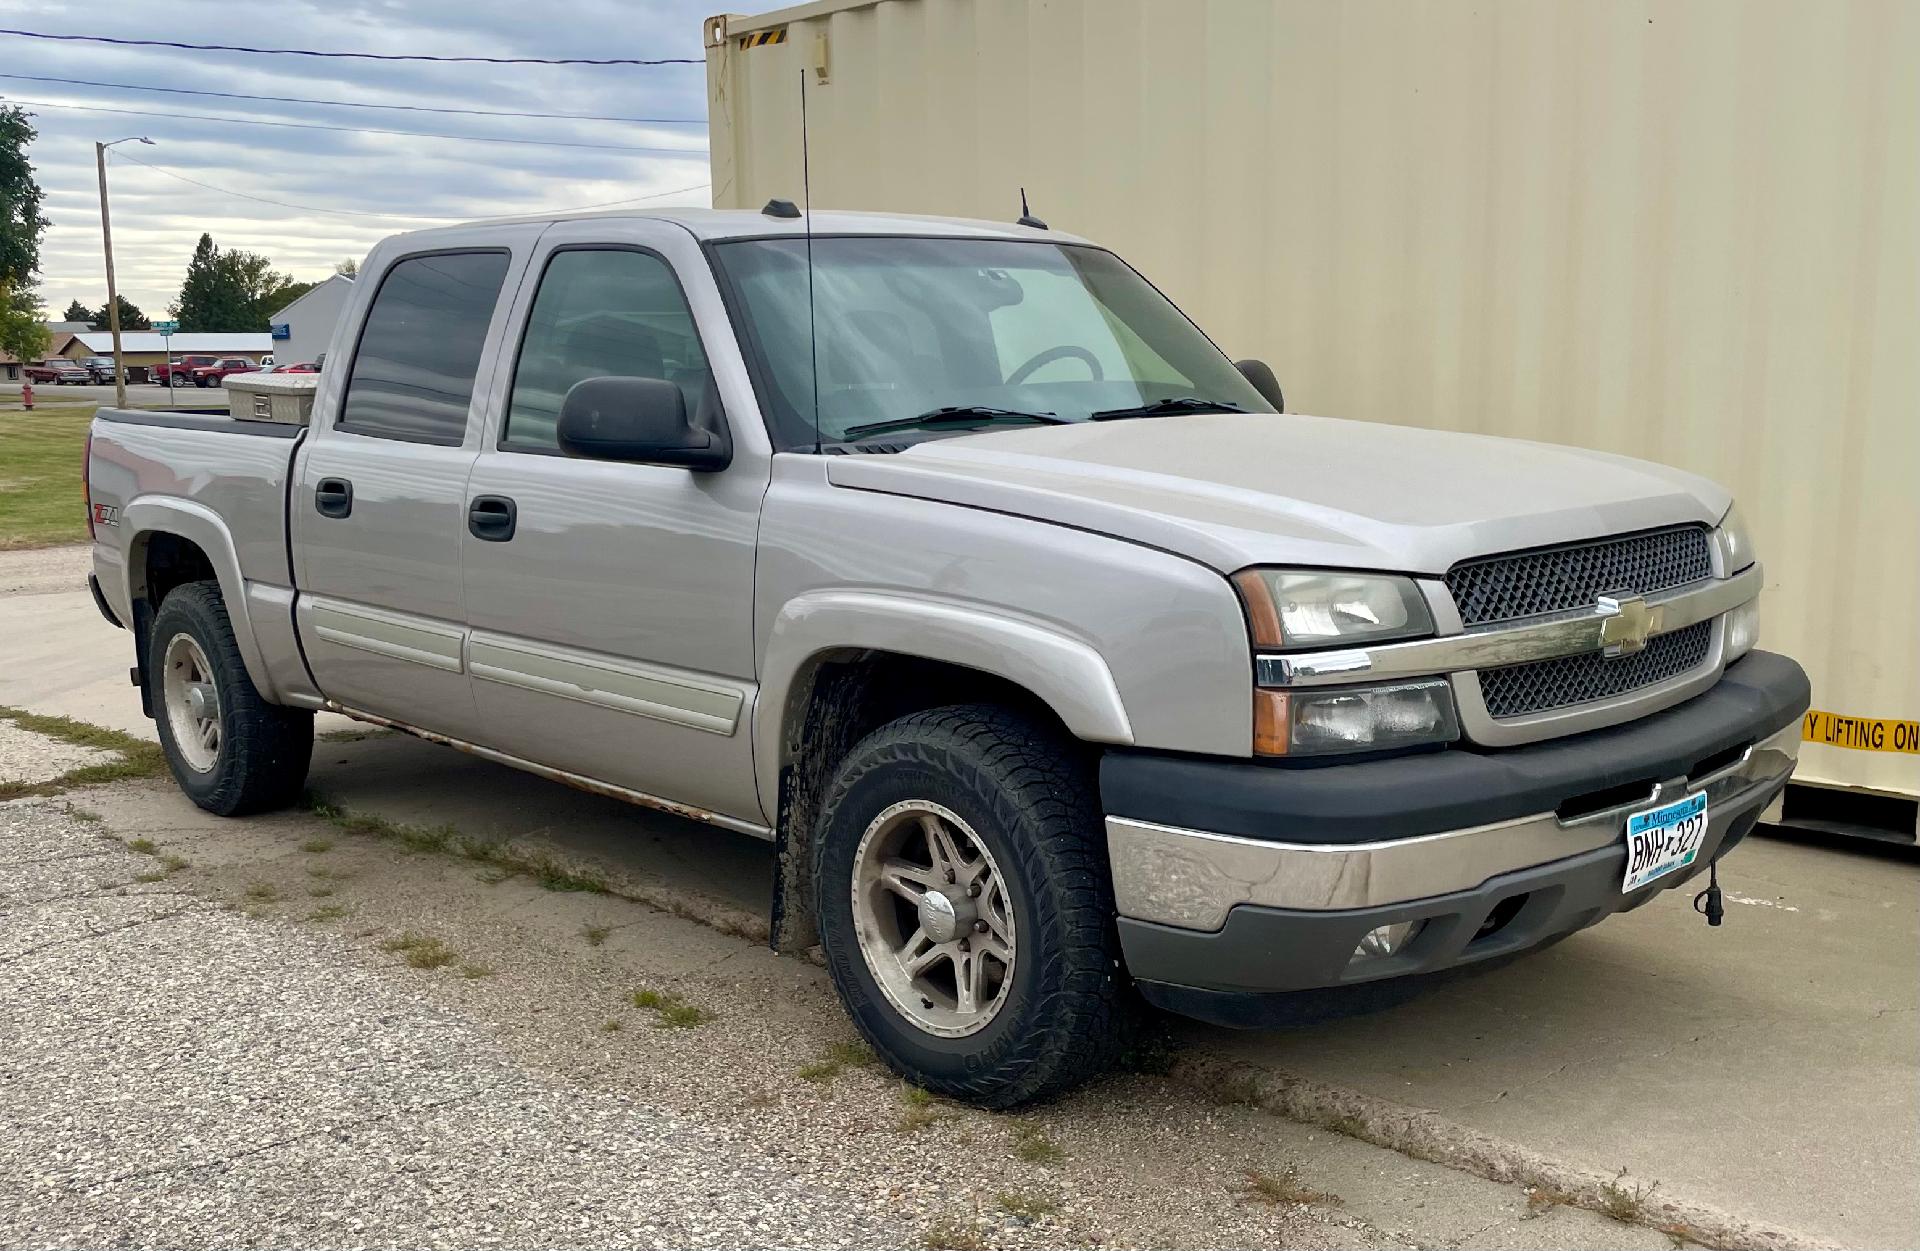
top-left (0, 73), bottom-right (708, 126)
top-left (0, 28), bottom-right (700, 65)
top-left (110, 148), bottom-right (709, 223)
top-left (4, 97), bottom-right (709, 156)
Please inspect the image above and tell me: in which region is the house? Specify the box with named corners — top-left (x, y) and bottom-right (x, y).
top-left (54, 332), bottom-right (273, 372)
top-left (268, 274), bottom-right (353, 367)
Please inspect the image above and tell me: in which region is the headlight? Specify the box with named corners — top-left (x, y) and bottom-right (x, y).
top-left (1716, 503), bottom-right (1755, 573)
top-left (1724, 597), bottom-right (1760, 663)
top-left (1254, 679), bottom-right (1460, 756)
top-left (1232, 570), bottom-right (1433, 648)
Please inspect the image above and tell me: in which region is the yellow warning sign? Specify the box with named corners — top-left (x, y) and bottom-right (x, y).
top-left (1802, 709), bottom-right (1920, 754)
top-left (738, 27), bottom-right (788, 49)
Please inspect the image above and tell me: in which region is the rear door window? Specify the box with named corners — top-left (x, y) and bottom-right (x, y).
top-left (338, 251), bottom-right (510, 445)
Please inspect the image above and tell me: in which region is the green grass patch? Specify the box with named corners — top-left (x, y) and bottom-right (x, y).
top-left (798, 1039), bottom-right (876, 1084)
top-left (630, 985), bottom-right (713, 1029)
top-left (305, 903), bottom-right (350, 922)
top-left (0, 706), bottom-right (168, 799)
top-left (300, 837), bottom-right (334, 854)
top-left (1010, 1124), bottom-right (1065, 1165)
top-left (244, 881), bottom-right (282, 903)
top-left (458, 964), bottom-right (495, 980)
top-left (303, 790), bottom-right (610, 895)
top-left (0, 405), bottom-right (95, 549)
top-left (581, 923), bottom-right (611, 947)
top-left (380, 931), bottom-right (457, 970)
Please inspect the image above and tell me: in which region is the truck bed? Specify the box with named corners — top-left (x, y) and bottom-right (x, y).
top-left (87, 407), bottom-right (306, 594)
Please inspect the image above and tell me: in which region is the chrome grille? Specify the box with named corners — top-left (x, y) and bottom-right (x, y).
top-left (1446, 525), bottom-right (1713, 627)
top-left (1479, 620), bottom-right (1712, 718)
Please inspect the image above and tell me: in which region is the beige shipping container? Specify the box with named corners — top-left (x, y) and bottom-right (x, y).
top-left (705, 0), bottom-right (1920, 824)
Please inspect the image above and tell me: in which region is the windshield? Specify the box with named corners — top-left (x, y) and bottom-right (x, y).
top-left (710, 237), bottom-right (1272, 448)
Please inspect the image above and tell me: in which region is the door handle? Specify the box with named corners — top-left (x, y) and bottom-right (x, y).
top-left (314, 477), bottom-right (353, 518)
top-left (468, 494), bottom-right (517, 542)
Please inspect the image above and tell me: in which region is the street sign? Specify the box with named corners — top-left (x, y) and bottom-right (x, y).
top-left (154, 320), bottom-right (177, 336)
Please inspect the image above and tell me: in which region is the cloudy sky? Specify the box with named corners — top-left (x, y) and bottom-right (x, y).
top-left (6, 0), bottom-right (721, 317)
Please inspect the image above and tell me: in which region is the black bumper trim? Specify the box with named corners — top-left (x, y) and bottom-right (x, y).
top-left (1121, 775), bottom-right (1779, 1025)
top-left (1101, 651), bottom-right (1808, 845)
top-left (87, 573), bottom-right (123, 630)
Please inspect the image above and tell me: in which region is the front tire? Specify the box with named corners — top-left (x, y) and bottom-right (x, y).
top-left (813, 705), bottom-right (1128, 1107)
top-left (150, 581), bottom-right (313, 816)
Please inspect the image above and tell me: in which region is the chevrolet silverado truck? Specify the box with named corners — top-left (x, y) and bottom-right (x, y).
top-left (84, 208), bottom-right (1809, 1106)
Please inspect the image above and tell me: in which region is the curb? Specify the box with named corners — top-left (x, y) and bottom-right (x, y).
top-left (1164, 1052), bottom-right (1841, 1251)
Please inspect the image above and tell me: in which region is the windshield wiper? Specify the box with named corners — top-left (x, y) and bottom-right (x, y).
top-left (1089, 396), bottom-right (1247, 421)
top-left (841, 406), bottom-right (1065, 441)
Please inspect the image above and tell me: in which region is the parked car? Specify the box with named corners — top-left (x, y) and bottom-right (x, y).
top-left (151, 355), bottom-right (221, 386)
top-left (78, 356), bottom-right (119, 384)
top-left (275, 361), bottom-right (320, 373)
top-left (24, 359), bottom-right (90, 384)
top-left (192, 358), bottom-right (261, 387)
top-left (85, 209), bottom-right (1808, 1107)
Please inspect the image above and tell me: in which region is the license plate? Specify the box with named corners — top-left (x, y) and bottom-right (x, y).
top-left (1622, 791), bottom-right (1709, 892)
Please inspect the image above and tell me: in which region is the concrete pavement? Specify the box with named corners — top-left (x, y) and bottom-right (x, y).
top-left (5, 545), bottom-right (1915, 1248)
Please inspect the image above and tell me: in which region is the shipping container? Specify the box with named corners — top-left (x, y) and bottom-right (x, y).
top-left (705, 0), bottom-right (1919, 834)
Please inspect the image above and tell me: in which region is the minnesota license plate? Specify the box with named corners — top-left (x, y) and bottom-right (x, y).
top-left (1622, 791), bottom-right (1709, 892)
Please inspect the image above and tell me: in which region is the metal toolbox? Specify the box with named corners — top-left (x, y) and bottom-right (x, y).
top-left (224, 372), bottom-right (319, 425)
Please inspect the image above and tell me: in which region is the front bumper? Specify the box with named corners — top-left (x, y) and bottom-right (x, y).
top-left (1103, 651), bottom-right (1808, 1021)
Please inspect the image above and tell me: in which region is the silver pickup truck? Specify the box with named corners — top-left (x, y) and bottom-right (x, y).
top-left (85, 207), bottom-right (1809, 1106)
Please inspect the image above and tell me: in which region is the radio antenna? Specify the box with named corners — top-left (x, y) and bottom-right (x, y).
top-left (800, 69), bottom-right (821, 455)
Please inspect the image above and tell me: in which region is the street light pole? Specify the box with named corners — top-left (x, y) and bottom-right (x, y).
top-left (95, 136), bottom-right (153, 410)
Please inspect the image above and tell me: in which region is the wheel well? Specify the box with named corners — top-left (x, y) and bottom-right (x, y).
top-left (770, 650), bottom-right (1078, 953)
top-left (140, 531), bottom-right (218, 609)
top-left (127, 532), bottom-right (219, 718)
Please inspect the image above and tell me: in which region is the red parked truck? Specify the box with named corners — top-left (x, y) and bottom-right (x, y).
top-left (22, 360), bottom-right (91, 384)
top-left (151, 355), bottom-right (221, 386)
top-left (191, 358), bottom-right (262, 387)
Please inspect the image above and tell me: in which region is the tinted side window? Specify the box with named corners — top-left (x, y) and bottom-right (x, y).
top-left (338, 251), bottom-right (510, 444)
top-left (503, 249), bottom-right (711, 452)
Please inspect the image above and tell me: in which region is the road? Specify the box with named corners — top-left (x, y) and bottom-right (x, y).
top-left (3, 544), bottom-right (1914, 1248)
top-left (0, 380), bottom-right (232, 409)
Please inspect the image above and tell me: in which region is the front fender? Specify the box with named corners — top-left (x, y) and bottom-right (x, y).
top-left (123, 497), bottom-right (283, 702)
top-left (755, 589), bottom-right (1134, 816)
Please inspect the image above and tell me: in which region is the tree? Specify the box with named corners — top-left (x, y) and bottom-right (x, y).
top-left (0, 286), bottom-right (47, 364)
top-left (107, 293), bottom-right (151, 330)
top-left (0, 105), bottom-right (49, 290)
top-left (0, 104), bottom-right (50, 364)
top-left (63, 298), bottom-right (95, 323)
top-left (334, 258), bottom-right (358, 278)
top-left (173, 233), bottom-right (303, 331)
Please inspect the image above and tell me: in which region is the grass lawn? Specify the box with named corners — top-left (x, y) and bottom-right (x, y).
top-left (1, 404), bottom-right (96, 549)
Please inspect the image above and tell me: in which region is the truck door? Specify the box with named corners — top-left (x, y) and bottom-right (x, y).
top-left (459, 219), bottom-right (771, 825)
top-left (291, 235), bottom-right (534, 737)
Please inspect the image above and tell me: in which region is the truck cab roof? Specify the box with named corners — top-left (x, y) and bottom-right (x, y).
top-left (390, 207), bottom-right (1088, 247)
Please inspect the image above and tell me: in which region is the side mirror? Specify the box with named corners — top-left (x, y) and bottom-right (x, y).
top-left (1234, 359), bottom-right (1285, 412)
top-left (556, 376), bottom-right (731, 471)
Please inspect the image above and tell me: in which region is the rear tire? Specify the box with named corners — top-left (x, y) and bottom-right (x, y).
top-left (813, 704), bottom-right (1129, 1108)
top-left (149, 581), bottom-right (313, 816)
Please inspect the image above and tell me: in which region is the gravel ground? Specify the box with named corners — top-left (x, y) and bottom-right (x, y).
top-left (0, 722), bottom-right (115, 785)
top-left (0, 543), bottom-right (90, 598)
top-left (0, 801), bottom-right (905, 1249)
top-left (0, 732), bottom-right (1671, 1249)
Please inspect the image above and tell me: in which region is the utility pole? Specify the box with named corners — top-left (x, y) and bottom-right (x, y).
top-left (95, 137), bottom-right (153, 409)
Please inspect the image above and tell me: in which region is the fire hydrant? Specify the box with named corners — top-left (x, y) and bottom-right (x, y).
top-left (21, 380), bottom-right (32, 410)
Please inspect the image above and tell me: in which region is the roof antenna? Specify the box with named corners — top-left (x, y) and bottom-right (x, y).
top-left (801, 69), bottom-right (821, 455)
top-left (1017, 187), bottom-right (1048, 230)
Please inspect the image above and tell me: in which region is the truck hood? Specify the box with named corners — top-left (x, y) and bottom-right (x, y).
top-left (823, 412), bottom-right (1730, 575)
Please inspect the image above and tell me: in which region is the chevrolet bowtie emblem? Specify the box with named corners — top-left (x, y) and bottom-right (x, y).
top-left (1596, 593), bottom-right (1663, 657)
